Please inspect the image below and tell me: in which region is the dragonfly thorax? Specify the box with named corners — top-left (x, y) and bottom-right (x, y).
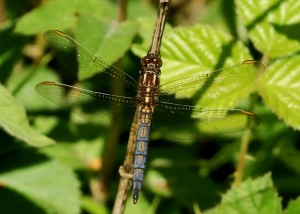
top-left (137, 74), bottom-right (160, 106)
top-left (137, 54), bottom-right (162, 106)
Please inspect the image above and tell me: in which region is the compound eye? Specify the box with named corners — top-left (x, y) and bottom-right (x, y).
top-left (153, 57), bottom-right (162, 67)
top-left (140, 56), bottom-right (149, 67)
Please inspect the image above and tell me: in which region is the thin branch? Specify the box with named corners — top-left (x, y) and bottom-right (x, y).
top-left (112, 110), bottom-right (139, 214)
top-left (112, 0), bottom-right (170, 213)
top-left (117, 0), bottom-right (127, 21)
top-left (148, 0), bottom-right (170, 56)
top-left (233, 129), bottom-right (251, 186)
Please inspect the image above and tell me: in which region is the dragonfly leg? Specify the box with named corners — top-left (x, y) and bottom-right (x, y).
top-left (119, 166), bottom-right (133, 179)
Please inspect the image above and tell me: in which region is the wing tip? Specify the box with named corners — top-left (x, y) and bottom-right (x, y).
top-left (242, 60), bottom-right (265, 74)
top-left (35, 81), bottom-right (57, 92)
top-left (241, 110), bottom-right (261, 127)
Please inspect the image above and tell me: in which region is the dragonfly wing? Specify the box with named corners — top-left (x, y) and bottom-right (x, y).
top-left (159, 60), bottom-right (265, 106)
top-left (152, 101), bottom-right (260, 140)
top-left (44, 30), bottom-right (137, 94)
top-left (36, 81), bottom-right (137, 126)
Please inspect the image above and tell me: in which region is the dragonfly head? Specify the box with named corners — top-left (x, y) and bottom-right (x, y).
top-left (141, 54), bottom-right (162, 70)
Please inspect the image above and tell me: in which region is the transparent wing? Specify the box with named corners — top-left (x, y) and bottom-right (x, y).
top-left (44, 30), bottom-right (137, 94)
top-left (159, 60), bottom-right (265, 106)
top-left (36, 81), bottom-right (137, 126)
top-left (152, 101), bottom-right (260, 140)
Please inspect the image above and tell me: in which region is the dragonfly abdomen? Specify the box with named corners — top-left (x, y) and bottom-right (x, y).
top-left (133, 106), bottom-right (153, 204)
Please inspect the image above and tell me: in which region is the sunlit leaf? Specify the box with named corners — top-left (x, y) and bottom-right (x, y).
top-left (236, 0), bottom-right (300, 58)
top-left (259, 55), bottom-right (300, 130)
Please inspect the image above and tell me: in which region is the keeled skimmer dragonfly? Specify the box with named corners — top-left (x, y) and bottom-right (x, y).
top-left (36, 30), bottom-right (265, 204)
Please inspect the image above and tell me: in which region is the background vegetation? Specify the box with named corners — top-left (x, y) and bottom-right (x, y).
top-left (0, 0), bottom-right (300, 213)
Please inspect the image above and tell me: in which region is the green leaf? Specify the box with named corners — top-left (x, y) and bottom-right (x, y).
top-left (81, 196), bottom-right (109, 214)
top-left (205, 173), bottom-right (282, 214)
top-left (259, 55), bottom-right (300, 130)
top-left (0, 84), bottom-right (55, 147)
top-left (145, 167), bottom-right (219, 209)
top-left (124, 192), bottom-right (153, 214)
top-left (133, 24), bottom-right (259, 108)
top-left (41, 18), bottom-right (138, 82)
top-left (127, 0), bottom-right (157, 20)
top-left (41, 137), bottom-right (106, 170)
top-left (131, 17), bottom-right (172, 55)
top-left (7, 66), bottom-right (60, 111)
top-left (0, 23), bottom-right (28, 82)
top-left (144, 146), bottom-right (220, 209)
top-left (284, 196), bottom-right (300, 214)
top-left (0, 150), bottom-right (81, 214)
top-left (236, 0), bottom-right (300, 58)
top-left (76, 16), bottom-right (138, 80)
top-left (14, 0), bottom-right (115, 35)
top-left (14, 0), bottom-right (77, 35)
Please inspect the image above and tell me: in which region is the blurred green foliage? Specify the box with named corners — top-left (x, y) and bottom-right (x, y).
top-left (0, 0), bottom-right (300, 213)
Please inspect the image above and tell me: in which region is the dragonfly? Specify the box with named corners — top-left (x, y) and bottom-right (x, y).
top-left (36, 30), bottom-right (265, 204)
